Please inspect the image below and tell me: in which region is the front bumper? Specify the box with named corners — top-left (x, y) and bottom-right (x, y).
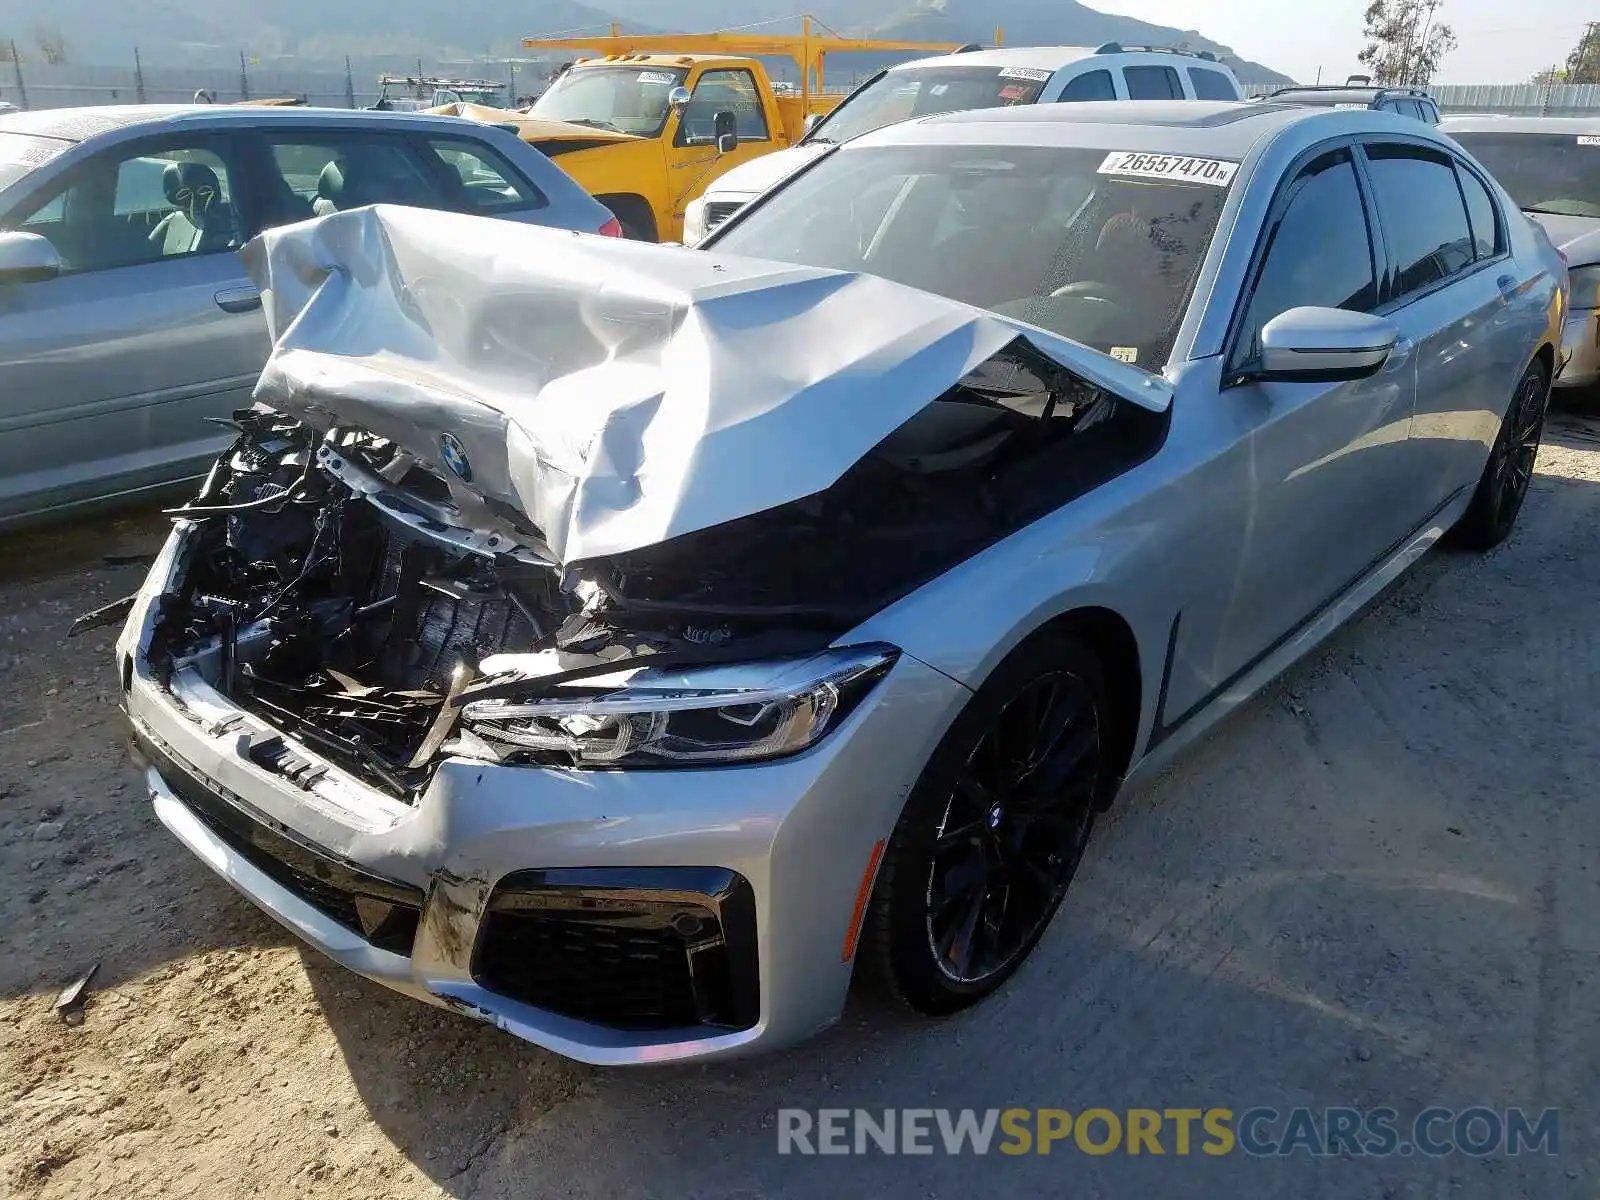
top-left (117, 527), bottom-right (969, 1064)
top-left (1555, 308), bottom-right (1600, 388)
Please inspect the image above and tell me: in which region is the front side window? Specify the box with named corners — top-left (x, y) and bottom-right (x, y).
top-left (680, 69), bottom-right (770, 143)
top-left (711, 143), bottom-right (1233, 368)
top-left (529, 65), bottom-right (688, 137)
top-left (1124, 66), bottom-right (1182, 100)
top-left (1188, 67), bottom-right (1238, 101)
top-left (1059, 70), bottom-right (1115, 102)
top-left (1237, 150), bottom-right (1378, 362)
top-left (4, 142), bottom-right (241, 273)
top-left (422, 138), bottom-right (546, 213)
top-left (806, 65), bottom-right (1050, 146)
top-left (1362, 143), bottom-right (1476, 300)
top-left (1448, 131), bottom-right (1600, 219)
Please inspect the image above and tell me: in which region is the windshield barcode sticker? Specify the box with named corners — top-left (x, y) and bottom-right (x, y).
top-left (1098, 151), bottom-right (1238, 186)
top-left (998, 66), bottom-right (1053, 82)
top-left (1334, 102), bottom-right (1367, 109)
top-left (637, 71), bottom-right (677, 85)
top-left (1579, 135), bottom-right (1600, 146)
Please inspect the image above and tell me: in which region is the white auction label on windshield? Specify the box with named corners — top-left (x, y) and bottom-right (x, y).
top-left (1098, 151), bottom-right (1238, 186)
top-left (1579, 135), bottom-right (1600, 146)
top-left (998, 66), bottom-right (1053, 81)
top-left (637, 71), bottom-right (677, 84)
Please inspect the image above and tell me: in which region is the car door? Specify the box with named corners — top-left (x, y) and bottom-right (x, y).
top-left (0, 133), bottom-right (264, 525)
top-left (669, 67), bottom-right (775, 216)
top-left (1210, 145), bottom-right (1423, 677)
top-left (1357, 140), bottom-right (1531, 506)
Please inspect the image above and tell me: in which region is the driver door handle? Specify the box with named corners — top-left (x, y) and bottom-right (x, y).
top-left (214, 285), bottom-right (261, 314)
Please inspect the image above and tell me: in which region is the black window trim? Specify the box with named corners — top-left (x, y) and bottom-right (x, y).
top-left (1222, 136), bottom-right (1384, 383)
top-left (1, 129), bottom-right (259, 274)
top-left (1450, 155), bottom-right (1508, 267)
top-left (1354, 137), bottom-right (1505, 312)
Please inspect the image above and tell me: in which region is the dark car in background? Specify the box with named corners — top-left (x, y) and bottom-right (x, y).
top-left (1268, 78), bottom-right (1441, 124)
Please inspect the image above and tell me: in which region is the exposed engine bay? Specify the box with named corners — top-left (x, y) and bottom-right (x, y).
top-left (147, 338), bottom-right (1163, 798)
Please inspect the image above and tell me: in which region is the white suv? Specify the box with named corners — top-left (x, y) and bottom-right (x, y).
top-left (683, 43), bottom-right (1245, 243)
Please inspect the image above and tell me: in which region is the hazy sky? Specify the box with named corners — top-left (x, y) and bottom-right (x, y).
top-left (1088, 0), bottom-right (1590, 84)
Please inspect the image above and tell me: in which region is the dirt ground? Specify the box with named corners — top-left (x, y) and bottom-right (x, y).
top-left (3, 411), bottom-right (1599, 1199)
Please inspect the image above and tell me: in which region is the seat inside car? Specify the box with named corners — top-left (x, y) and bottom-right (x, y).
top-left (313, 145), bottom-right (436, 214)
top-left (148, 161), bottom-right (237, 256)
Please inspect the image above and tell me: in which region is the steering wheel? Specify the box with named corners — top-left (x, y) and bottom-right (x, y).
top-left (1049, 280), bottom-right (1120, 305)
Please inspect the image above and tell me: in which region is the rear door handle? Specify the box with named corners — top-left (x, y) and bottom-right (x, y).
top-left (214, 285), bottom-right (261, 314)
top-left (1497, 273), bottom-right (1519, 300)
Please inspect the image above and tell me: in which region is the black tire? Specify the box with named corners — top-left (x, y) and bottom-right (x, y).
top-left (1450, 356), bottom-right (1550, 551)
top-left (596, 194), bottom-right (657, 242)
top-left (860, 631), bottom-right (1116, 1016)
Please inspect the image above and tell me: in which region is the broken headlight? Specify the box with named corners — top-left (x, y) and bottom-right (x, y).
top-left (460, 645), bottom-right (898, 768)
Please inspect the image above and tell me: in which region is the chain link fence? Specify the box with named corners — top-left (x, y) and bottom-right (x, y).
top-left (1243, 80), bottom-right (1600, 115)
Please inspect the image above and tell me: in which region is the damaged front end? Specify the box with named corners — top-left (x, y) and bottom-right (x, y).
top-left (147, 333), bottom-right (1162, 798)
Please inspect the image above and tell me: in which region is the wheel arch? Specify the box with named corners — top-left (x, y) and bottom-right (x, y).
top-left (593, 193), bottom-right (658, 241)
top-left (1030, 605), bottom-right (1143, 793)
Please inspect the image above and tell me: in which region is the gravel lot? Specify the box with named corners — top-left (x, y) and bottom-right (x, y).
top-left (3, 411), bottom-right (1599, 1199)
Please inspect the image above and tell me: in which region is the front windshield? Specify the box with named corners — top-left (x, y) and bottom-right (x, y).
top-left (1450, 131), bottom-right (1600, 218)
top-left (530, 65), bottom-right (687, 136)
top-left (0, 132), bottom-right (66, 192)
top-left (711, 143), bottom-right (1233, 369)
top-left (812, 66), bottom-right (1050, 145)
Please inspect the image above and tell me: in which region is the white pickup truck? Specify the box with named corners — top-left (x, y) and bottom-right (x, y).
top-left (683, 43), bottom-right (1245, 243)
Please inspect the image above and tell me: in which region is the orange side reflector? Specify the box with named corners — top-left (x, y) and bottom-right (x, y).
top-left (840, 838), bottom-right (886, 963)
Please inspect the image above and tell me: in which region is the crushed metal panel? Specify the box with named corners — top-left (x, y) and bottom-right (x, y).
top-left (241, 205), bottom-right (1168, 567)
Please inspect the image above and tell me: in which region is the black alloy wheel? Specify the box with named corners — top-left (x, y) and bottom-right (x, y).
top-left (1452, 357), bottom-right (1550, 551)
top-left (862, 633), bottom-right (1113, 1014)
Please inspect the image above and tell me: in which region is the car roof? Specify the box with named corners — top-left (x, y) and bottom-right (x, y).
top-left (848, 99), bottom-right (1429, 158)
top-left (1442, 114), bottom-right (1600, 135)
top-left (890, 45), bottom-right (1238, 76)
top-left (0, 104), bottom-right (497, 144)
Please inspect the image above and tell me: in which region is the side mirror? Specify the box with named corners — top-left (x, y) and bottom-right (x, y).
top-left (1257, 307), bottom-right (1398, 382)
top-left (667, 86), bottom-right (692, 112)
top-left (0, 230), bottom-right (62, 285)
top-left (714, 109), bottom-right (739, 154)
top-left (801, 112), bottom-right (823, 138)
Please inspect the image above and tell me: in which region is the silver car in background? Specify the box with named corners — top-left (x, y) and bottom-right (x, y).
top-left (120, 100), bottom-right (1563, 1065)
top-left (0, 105), bottom-right (617, 532)
top-left (1443, 115), bottom-right (1600, 390)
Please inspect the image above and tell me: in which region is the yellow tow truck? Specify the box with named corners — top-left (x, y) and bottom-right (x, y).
top-left (431, 17), bottom-right (965, 242)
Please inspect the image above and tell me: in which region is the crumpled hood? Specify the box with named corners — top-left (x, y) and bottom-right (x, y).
top-left (239, 204), bottom-right (1166, 566)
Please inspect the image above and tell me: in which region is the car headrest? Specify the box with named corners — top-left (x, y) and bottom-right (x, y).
top-left (163, 161), bottom-right (222, 212)
top-left (317, 161), bottom-right (345, 203)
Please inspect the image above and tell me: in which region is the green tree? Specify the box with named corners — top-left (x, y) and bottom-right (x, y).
top-left (33, 25), bottom-right (67, 66)
top-left (1358, 0), bottom-right (1457, 86)
top-left (1566, 23), bottom-right (1599, 85)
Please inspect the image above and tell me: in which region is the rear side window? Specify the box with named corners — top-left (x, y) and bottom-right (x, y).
top-left (421, 138), bottom-right (547, 214)
top-left (1363, 143), bottom-right (1476, 300)
top-left (1059, 70), bottom-right (1116, 101)
top-left (1455, 164), bottom-right (1503, 258)
top-left (1124, 66), bottom-right (1182, 100)
top-left (1237, 150), bottom-right (1378, 361)
top-left (1389, 98), bottom-right (1425, 121)
top-left (1188, 67), bottom-right (1238, 101)
top-left (1419, 101), bottom-right (1440, 124)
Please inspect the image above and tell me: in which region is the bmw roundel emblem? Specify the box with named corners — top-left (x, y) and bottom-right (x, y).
top-left (438, 433), bottom-right (472, 482)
